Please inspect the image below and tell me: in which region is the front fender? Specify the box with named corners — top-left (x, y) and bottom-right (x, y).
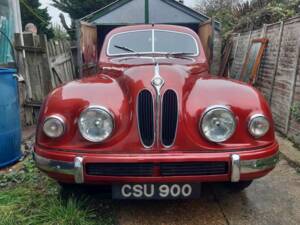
top-left (36, 74), bottom-right (132, 150)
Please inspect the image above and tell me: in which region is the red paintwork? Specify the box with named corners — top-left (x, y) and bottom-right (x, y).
top-left (35, 24), bottom-right (278, 184)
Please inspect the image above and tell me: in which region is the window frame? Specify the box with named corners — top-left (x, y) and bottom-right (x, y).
top-left (106, 29), bottom-right (199, 57)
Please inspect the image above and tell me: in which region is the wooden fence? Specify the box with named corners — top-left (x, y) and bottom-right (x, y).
top-left (230, 15), bottom-right (300, 144)
top-left (14, 33), bottom-right (76, 126)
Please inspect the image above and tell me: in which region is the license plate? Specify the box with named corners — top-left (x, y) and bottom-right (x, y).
top-left (112, 183), bottom-right (201, 199)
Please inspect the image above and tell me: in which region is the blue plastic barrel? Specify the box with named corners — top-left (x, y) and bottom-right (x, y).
top-left (0, 68), bottom-right (22, 168)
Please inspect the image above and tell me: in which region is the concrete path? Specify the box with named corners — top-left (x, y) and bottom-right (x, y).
top-left (116, 159), bottom-right (300, 225)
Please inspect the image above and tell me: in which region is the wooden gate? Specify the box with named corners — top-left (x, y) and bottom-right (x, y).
top-left (14, 33), bottom-right (76, 126)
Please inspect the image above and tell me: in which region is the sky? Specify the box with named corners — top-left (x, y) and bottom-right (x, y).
top-left (39, 0), bottom-right (71, 26)
top-left (40, 0), bottom-right (200, 26)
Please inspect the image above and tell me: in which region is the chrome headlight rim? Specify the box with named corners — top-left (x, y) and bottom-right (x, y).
top-left (199, 105), bottom-right (237, 143)
top-left (248, 114), bottom-right (270, 138)
top-left (78, 105), bottom-right (115, 143)
top-left (42, 115), bottom-right (66, 138)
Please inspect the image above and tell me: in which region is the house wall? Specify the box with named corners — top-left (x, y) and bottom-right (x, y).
top-left (230, 16), bottom-right (300, 143)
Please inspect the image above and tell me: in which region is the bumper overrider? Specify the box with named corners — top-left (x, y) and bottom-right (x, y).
top-left (34, 142), bottom-right (279, 184)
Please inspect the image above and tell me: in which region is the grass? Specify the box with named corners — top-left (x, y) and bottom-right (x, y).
top-left (0, 157), bottom-right (115, 225)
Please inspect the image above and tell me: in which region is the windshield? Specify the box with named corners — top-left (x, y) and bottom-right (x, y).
top-left (107, 29), bottom-right (199, 56)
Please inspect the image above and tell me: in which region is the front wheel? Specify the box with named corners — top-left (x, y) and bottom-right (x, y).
top-left (226, 180), bottom-right (253, 192)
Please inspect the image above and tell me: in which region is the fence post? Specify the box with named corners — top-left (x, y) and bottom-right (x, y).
top-left (269, 21), bottom-right (284, 104)
top-left (260, 24), bottom-right (267, 38)
top-left (40, 35), bottom-right (54, 93)
top-left (284, 38), bottom-right (300, 134)
top-left (76, 20), bottom-right (83, 77)
top-left (14, 33), bottom-right (33, 99)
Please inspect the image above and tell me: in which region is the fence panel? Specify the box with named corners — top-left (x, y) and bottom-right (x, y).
top-left (47, 39), bottom-right (75, 87)
top-left (230, 16), bottom-right (300, 144)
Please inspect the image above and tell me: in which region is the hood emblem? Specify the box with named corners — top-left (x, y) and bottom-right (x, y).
top-left (152, 77), bottom-right (164, 86)
top-left (151, 63), bottom-right (164, 95)
top-left (151, 63), bottom-right (165, 147)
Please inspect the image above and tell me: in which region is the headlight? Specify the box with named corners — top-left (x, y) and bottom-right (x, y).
top-left (200, 106), bottom-right (236, 143)
top-left (43, 115), bottom-right (65, 138)
top-left (248, 114), bottom-right (269, 138)
top-left (78, 106), bottom-right (114, 142)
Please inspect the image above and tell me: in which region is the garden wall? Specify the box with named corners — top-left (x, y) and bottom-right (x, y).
top-left (230, 16), bottom-right (300, 143)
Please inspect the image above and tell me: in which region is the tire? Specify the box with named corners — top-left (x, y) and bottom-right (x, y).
top-left (226, 180), bottom-right (253, 192)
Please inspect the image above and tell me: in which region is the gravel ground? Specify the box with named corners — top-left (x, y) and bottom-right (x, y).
top-left (116, 159), bottom-right (300, 225)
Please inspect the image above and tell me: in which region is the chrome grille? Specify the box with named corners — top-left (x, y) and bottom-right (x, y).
top-left (161, 90), bottom-right (178, 146)
top-left (160, 162), bottom-right (229, 176)
top-left (86, 163), bottom-right (154, 176)
top-left (137, 90), bottom-right (154, 147)
top-left (85, 162), bottom-right (229, 177)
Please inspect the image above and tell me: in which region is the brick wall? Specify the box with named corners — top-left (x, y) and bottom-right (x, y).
top-left (230, 16), bottom-right (300, 144)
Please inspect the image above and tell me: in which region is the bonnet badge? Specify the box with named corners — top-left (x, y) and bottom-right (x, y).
top-left (151, 63), bottom-right (164, 94)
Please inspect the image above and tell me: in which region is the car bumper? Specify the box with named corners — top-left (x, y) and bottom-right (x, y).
top-left (34, 142), bottom-right (279, 184)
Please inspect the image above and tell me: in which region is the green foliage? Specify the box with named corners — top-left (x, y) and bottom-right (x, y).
top-left (53, 24), bottom-right (70, 40)
top-left (20, 0), bottom-right (54, 38)
top-left (51, 0), bottom-right (116, 20)
top-left (0, 157), bottom-right (37, 187)
top-left (291, 103), bottom-right (300, 123)
top-left (51, 0), bottom-right (115, 39)
top-left (195, 0), bottom-right (237, 36)
top-left (195, 0), bottom-right (300, 35)
top-left (0, 157), bottom-right (115, 225)
top-left (233, 0), bottom-right (300, 32)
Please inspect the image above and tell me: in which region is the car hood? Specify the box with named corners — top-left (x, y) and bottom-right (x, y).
top-left (36, 60), bottom-right (275, 153)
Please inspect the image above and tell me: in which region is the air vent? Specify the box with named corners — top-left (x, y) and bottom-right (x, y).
top-left (162, 90), bottom-right (178, 146)
top-left (137, 90), bottom-right (154, 147)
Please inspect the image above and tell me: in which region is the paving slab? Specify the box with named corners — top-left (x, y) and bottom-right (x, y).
top-left (215, 159), bottom-right (300, 225)
top-left (277, 133), bottom-right (300, 167)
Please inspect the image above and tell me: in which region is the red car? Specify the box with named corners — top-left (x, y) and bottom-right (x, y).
top-left (34, 25), bottom-right (279, 199)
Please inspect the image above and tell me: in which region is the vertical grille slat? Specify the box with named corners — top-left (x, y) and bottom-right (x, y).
top-left (138, 90), bottom-right (154, 147)
top-left (162, 90), bottom-right (178, 146)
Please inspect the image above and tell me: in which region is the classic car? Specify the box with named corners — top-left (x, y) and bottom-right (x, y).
top-left (34, 24), bottom-right (279, 199)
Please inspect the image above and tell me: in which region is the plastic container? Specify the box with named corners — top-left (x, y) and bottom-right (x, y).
top-left (0, 68), bottom-right (22, 168)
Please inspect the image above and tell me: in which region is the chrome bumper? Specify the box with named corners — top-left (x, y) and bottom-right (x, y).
top-left (33, 153), bottom-right (84, 184)
top-left (231, 152), bottom-right (279, 182)
top-left (33, 152), bottom-right (279, 184)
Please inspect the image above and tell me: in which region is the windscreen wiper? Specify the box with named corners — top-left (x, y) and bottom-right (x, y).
top-left (113, 45), bottom-right (136, 53)
top-left (166, 52), bottom-right (195, 58)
